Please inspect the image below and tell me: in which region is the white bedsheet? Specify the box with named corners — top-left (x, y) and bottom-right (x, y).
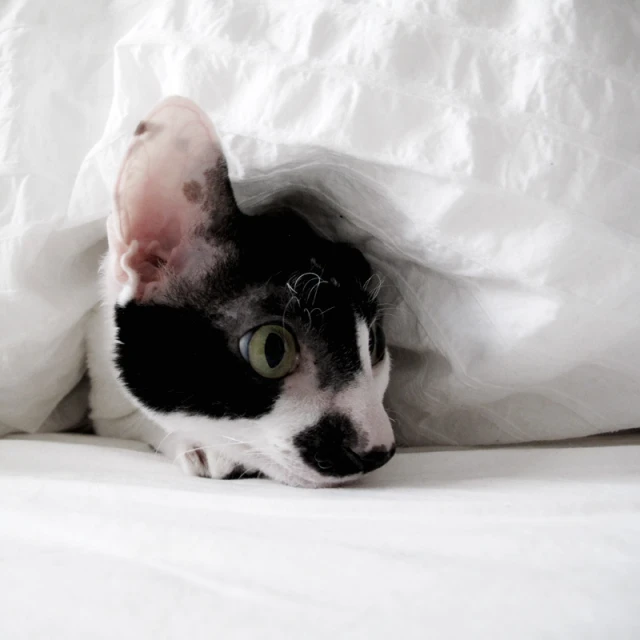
top-left (1, 433), bottom-right (639, 639)
top-left (2, 2), bottom-right (640, 444)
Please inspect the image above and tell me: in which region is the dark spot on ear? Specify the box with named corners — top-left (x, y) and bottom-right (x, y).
top-left (202, 157), bottom-right (236, 217)
top-left (134, 121), bottom-right (147, 136)
top-left (183, 180), bottom-right (204, 203)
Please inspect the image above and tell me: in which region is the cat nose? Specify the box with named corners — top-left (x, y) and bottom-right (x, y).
top-left (294, 413), bottom-right (396, 477)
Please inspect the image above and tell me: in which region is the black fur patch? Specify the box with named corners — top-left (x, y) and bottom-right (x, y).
top-left (115, 303), bottom-right (282, 418)
top-left (358, 445), bottom-right (396, 473)
top-left (293, 413), bottom-right (362, 477)
top-left (223, 465), bottom-right (264, 480)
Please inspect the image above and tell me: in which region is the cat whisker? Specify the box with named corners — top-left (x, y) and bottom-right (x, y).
top-left (291, 271), bottom-right (328, 306)
top-left (364, 273), bottom-right (385, 301)
top-left (220, 434), bottom-right (250, 444)
top-left (293, 271), bottom-right (316, 292)
top-left (302, 276), bottom-right (319, 299)
top-left (310, 277), bottom-right (327, 306)
top-left (219, 435), bottom-right (265, 447)
top-left (281, 291), bottom-right (300, 328)
top-left (152, 430), bottom-right (176, 456)
top-left (197, 440), bottom-right (261, 451)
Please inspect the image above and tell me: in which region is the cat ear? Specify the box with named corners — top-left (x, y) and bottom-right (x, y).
top-left (107, 96), bottom-right (237, 304)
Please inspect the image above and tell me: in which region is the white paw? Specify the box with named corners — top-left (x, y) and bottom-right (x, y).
top-left (166, 439), bottom-right (262, 480)
top-left (173, 441), bottom-right (236, 479)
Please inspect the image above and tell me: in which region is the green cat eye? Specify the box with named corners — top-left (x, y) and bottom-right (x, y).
top-left (239, 324), bottom-right (299, 379)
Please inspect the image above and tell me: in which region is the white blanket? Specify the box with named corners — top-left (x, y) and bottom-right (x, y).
top-left (1, 0), bottom-right (640, 444)
top-left (2, 433), bottom-right (639, 639)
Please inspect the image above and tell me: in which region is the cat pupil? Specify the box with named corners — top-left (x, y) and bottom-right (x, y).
top-left (369, 326), bottom-right (377, 356)
top-left (369, 322), bottom-right (386, 365)
top-left (265, 332), bottom-right (285, 369)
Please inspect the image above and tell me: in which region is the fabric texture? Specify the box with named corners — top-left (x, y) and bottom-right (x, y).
top-left (1, 433), bottom-right (639, 639)
top-left (1, 0), bottom-right (640, 443)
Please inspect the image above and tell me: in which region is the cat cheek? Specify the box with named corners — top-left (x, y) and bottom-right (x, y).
top-left (282, 346), bottom-right (321, 395)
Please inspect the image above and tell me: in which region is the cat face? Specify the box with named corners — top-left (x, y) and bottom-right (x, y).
top-left (105, 97), bottom-right (395, 487)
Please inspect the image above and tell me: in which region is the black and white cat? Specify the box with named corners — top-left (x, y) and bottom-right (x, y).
top-left (87, 97), bottom-right (395, 488)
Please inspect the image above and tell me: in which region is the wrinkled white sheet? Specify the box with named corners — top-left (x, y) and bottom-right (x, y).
top-left (1, 433), bottom-right (639, 639)
top-left (1, 0), bottom-right (640, 444)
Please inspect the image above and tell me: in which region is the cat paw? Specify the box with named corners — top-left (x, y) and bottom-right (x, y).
top-left (174, 442), bottom-right (261, 480)
top-left (175, 442), bottom-right (235, 478)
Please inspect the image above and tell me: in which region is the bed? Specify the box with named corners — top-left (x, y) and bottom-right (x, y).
top-left (2, 432), bottom-right (640, 639)
top-left (1, 0), bottom-right (639, 637)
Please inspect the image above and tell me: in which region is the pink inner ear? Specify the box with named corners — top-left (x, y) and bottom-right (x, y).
top-left (110, 96), bottom-right (226, 300)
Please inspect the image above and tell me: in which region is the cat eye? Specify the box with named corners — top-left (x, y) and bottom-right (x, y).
top-left (369, 321), bottom-right (386, 366)
top-left (239, 324), bottom-right (299, 379)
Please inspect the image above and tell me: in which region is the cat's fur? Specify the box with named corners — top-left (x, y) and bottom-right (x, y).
top-left (87, 97), bottom-right (395, 488)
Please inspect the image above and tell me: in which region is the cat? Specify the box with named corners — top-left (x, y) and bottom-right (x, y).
top-left (86, 96), bottom-right (395, 488)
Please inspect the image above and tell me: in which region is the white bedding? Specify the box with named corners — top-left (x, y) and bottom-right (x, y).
top-left (1, 433), bottom-right (639, 639)
top-left (2, 0), bottom-right (640, 444)
top-left (2, 3), bottom-right (640, 637)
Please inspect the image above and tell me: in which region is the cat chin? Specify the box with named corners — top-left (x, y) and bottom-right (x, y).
top-left (247, 453), bottom-right (362, 489)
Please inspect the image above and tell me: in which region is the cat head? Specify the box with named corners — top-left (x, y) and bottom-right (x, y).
top-left (104, 96), bottom-right (395, 487)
